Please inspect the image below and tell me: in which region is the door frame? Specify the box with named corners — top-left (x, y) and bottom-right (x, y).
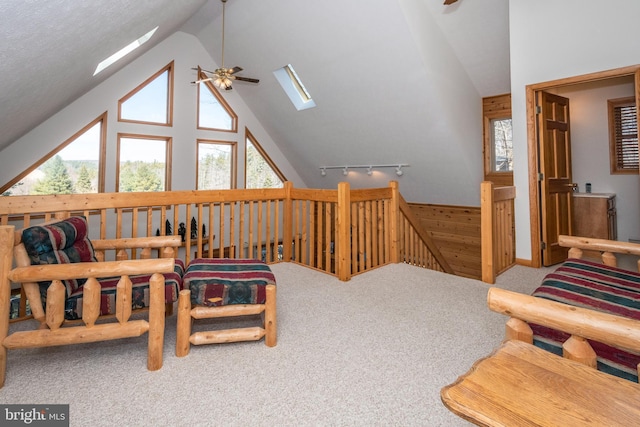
top-left (526, 64), bottom-right (640, 268)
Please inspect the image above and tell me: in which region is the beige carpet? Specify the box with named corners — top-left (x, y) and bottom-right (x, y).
top-left (0, 262), bottom-right (549, 426)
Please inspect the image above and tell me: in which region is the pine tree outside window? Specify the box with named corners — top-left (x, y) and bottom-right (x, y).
top-left (117, 134), bottom-right (171, 192)
top-left (1, 113), bottom-right (106, 196)
top-left (245, 129), bottom-right (285, 189)
top-left (197, 140), bottom-right (237, 190)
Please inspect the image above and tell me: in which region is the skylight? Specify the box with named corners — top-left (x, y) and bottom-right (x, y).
top-left (93, 27), bottom-right (159, 76)
top-left (273, 64), bottom-right (316, 111)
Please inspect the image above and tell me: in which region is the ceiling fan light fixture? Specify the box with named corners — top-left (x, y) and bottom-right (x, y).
top-left (193, 0), bottom-right (259, 89)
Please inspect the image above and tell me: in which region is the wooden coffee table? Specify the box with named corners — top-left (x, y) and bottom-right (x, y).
top-left (441, 340), bottom-right (640, 426)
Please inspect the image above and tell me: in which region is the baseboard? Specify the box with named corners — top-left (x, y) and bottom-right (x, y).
top-left (515, 258), bottom-right (534, 267)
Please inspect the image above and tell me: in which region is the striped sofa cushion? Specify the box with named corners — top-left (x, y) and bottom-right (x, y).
top-left (532, 258), bottom-right (640, 382)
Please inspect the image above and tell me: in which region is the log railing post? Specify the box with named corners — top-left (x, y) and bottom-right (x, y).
top-left (337, 182), bottom-right (351, 281)
top-left (389, 181), bottom-right (400, 264)
top-left (481, 181), bottom-right (496, 283)
top-left (282, 181), bottom-right (293, 262)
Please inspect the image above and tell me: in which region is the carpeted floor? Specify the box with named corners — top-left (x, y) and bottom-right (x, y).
top-left (0, 262), bottom-right (550, 426)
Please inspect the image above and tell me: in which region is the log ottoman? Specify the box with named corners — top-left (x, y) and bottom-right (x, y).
top-left (175, 258), bottom-right (277, 356)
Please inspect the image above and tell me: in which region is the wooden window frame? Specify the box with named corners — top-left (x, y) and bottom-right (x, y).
top-left (116, 133), bottom-right (172, 192)
top-left (608, 96), bottom-right (638, 174)
top-left (196, 67), bottom-right (238, 133)
top-left (244, 128), bottom-right (286, 188)
top-left (196, 139), bottom-right (238, 190)
top-left (0, 112), bottom-right (108, 195)
top-left (118, 61), bottom-right (174, 127)
top-left (483, 94), bottom-right (513, 186)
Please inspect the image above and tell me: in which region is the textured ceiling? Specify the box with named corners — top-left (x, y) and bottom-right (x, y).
top-left (0, 0), bottom-right (510, 203)
top-left (0, 0), bottom-right (207, 151)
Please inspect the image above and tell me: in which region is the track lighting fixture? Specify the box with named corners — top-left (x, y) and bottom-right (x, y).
top-left (319, 164), bottom-right (409, 176)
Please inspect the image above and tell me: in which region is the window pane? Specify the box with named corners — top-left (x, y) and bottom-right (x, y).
top-left (246, 139), bottom-right (284, 189)
top-left (6, 122), bottom-right (101, 196)
top-left (120, 70), bottom-right (169, 124)
top-left (491, 118), bottom-right (513, 172)
top-left (198, 84), bottom-right (233, 130)
top-left (198, 142), bottom-right (233, 190)
top-left (118, 137), bottom-right (167, 192)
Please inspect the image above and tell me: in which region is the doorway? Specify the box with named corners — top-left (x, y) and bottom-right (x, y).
top-left (526, 65), bottom-right (640, 268)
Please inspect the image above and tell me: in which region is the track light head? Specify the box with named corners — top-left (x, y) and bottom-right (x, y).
top-left (396, 165), bottom-right (403, 176)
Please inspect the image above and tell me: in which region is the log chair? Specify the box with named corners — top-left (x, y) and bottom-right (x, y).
top-left (0, 220), bottom-right (182, 388)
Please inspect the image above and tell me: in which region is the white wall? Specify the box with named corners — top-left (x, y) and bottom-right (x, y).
top-left (0, 32), bottom-right (305, 192)
top-left (509, 0), bottom-right (640, 261)
top-left (550, 77), bottom-right (640, 243)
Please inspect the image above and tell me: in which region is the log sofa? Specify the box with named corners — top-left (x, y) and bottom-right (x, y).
top-left (0, 216), bottom-right (183, 388)
top-left (441, 235), bottom-right (640, 425)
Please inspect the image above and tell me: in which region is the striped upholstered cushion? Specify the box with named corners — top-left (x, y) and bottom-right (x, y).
top-left (64, 258), bottom-right (185, 320)
top-left (532, 258), bottom-right (640, 382)
top-left (183, 258), bottom-right (276, 306)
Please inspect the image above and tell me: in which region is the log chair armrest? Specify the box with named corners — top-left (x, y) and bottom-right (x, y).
top-left (91, 235), bottom-right (182, 260)
top-left (487, 287), bottom-right (640, 354)
top-left (8, 258), bottom-right (175, 283)
top-left (91, 235), bottom-right (182, 251)
top-left (559, 235), bottom-right (640, 256)
top-left (559, 235), bottom-right (640, 269)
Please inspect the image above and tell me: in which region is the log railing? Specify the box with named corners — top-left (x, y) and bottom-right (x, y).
top-left (0, 181), bottom-right (451, 282)
top-left (481, 181), bottom-right (516, 283)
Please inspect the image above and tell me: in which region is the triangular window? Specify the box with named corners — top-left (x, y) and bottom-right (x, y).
top-left (197, 67), bottom-right (237, 132)
top-left (119, 62), bottom-right (173, 126)
top-left (1, 113), bottom-right (107, 196)
top-left (245, 128), bottom-right (285, 189)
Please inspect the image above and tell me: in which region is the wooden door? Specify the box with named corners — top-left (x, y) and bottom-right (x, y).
top-left (537, 91), bottom-right (574, 266)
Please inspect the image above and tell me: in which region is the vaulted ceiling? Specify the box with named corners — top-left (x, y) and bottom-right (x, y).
top-left (0, 0), bottom-right (510, 204)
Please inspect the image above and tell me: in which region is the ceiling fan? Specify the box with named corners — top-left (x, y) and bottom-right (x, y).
top-left (443, 0), bottom-right (459, 4)
top-left (192, 0), bottom-right (259, 90)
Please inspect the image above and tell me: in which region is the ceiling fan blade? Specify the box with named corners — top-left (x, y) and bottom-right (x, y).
top-left (192, 77), bottom-right (214, 84)
top-left (193, 67), bottom-right (217, 74)
top-left (443, 0), bottom-right (458, 4)
top-left (234, 76), bottom-right (260, 84)
top-left (228, 66), bottom-right (243, 74)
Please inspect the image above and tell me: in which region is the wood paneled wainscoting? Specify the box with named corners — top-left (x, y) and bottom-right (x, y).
top-left (407, 203), bottom-right (481, 279)
top-left (408, 181), bottom-right (516, 281)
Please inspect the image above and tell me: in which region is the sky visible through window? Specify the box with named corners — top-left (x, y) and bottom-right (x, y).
top-left (120, 71), bottom-right (169, 124)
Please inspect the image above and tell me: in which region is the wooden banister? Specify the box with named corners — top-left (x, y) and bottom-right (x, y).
top-left (481, 181), bottom-right (516, 283)
top-left (1, 182), bottom-right (453, 282)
